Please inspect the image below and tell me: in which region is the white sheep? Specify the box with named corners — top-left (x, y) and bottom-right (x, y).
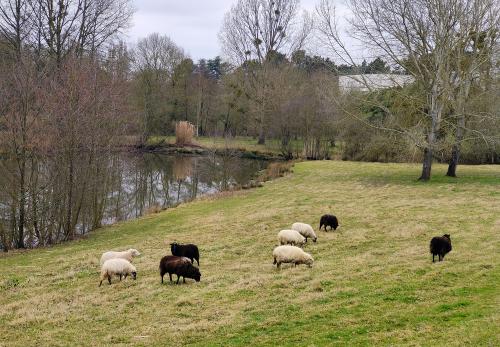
top-left (272, 245), bottom-right (314, 268)
top-left (99, 258), bottom-right (137, 286)
top-left (291, 222), bottom-right (317, 243)
top-left (278, 229), bottom-right (306, 247)
top-left (100, 248), bottom-right (141, 265)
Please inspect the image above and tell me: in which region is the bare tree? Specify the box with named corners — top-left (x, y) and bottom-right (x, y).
top-left (132, 33), bottom-right (186, 143)
top-left (26, 0), bottom-right (133, 63)
top-left (445, 5), bottom-right (499, 176)
top-left (0, 57), bottom-right (45, 248)
top-left (220, 0), bottom-right (312, 144)
top-left (316, 0), bottom-right (499, 180)
top-left (0, 0), bottom-right (31, 56)
top-left (219, 0), bottom-right (312, 64)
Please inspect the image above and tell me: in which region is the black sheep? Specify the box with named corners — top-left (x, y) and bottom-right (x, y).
top-left (430, 234), bottom-right (452, 262)
top-left (159, 255), bottom-right (201, 284)
top-left (170, 242), bottom-right (200, 265)
top-left (319, 214), bottom-right (339, 231)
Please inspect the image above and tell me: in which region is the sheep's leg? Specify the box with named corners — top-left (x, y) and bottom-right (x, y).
top-left (119, 274), bottom-right (122, 281)
top-left (108, 275), bottom-right (112, 285)
top-left (176, 275), bottom-right (181, 284)
top-left (99, 280), bottom-right (103, 287)
top-left (169, 273), bottom-right (172, 282)
top-left (124, 273), bottom-right (128, 279)
top-left (196, 258), bottom-right (199, 266)
top-left (183, 277), bottom-right (186, 283)
top-left (439, 254), bottom-right (442, 261)
top-left (161, 274), bottom-right (164, 284)
top-left (432, 254), bottom-right (435, 262)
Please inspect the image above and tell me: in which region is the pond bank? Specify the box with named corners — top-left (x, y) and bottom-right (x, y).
top-left (131, 142), bottom-right (285, 161)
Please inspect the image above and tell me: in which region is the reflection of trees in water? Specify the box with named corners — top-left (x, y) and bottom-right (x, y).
top-left (0, 153), bottom-right (268, 250)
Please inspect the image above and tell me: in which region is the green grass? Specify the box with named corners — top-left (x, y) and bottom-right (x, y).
top-left (148, 135), bottom-right (306, 155)
top-left (1, 161), bottom-right (499, 346)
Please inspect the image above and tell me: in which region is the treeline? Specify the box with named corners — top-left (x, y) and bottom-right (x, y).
top-left (0, 0), bottom-right (134, 249)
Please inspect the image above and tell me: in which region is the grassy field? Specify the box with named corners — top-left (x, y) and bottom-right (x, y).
top-left (0, 161), bottom-right (499, 346)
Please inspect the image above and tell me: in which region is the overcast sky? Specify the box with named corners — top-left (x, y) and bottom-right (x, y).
top-left (128, 0), bottom-right (355, 62)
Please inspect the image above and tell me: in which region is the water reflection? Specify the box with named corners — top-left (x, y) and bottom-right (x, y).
top-left (0, 153), bottom-right (268, 248)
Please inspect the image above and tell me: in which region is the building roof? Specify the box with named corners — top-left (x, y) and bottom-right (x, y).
top-left (338, 74), bottom-right (414, 92)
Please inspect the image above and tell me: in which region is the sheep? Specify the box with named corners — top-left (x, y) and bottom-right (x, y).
top-left (319, 214), bottom-right (339, 232)
top-left (170, 242), bottom-right (200, 265)
top-left (272, 245), bottom-right (314, 268)
top-left (159, 255), bottom-right (201, 284)
top-left (100, 248), bottom-right (141, 265)
top-left (291, 222), bottom-right (317, 242)
top-left (99, 258), bottom-right (137, 286)
top-left (278, 229), bottom-right (306, 247)
top-left (430, 234), bottom-right (452, 262)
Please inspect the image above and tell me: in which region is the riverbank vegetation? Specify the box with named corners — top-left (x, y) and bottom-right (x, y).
top-left (0, 161), bottom-right (498, 346)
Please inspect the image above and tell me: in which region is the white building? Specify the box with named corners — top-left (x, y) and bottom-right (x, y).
top-left (338, 74), bottom-right (414, 92)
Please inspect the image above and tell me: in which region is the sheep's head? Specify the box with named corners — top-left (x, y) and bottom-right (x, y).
top-left (333, 217), bottom-right (339, 230)
top-left (313, 237), bottom-right (317, 243)
top-left (305, 256), bottom-right (314, 267)
top-left (170, 242), bottom-right (178, 253)
top-left (190, 267), bottom-right (201, 282)
top-left (130, 249), bottom-right (141, 257)
top-left (443, 234), bottom-right (451, 240)
top-left (131, 271), bottom-right (137, 280)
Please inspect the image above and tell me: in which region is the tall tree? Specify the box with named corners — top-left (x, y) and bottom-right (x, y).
top-left (316, 0), bottom-right (499, 180)
top-left (133, 33), bottom-right (185, 142)
top-left (220, 0), bottom-right (312, 144)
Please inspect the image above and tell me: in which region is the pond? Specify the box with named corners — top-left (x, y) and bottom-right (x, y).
top-left (0, 152), bottom-right (270, 249)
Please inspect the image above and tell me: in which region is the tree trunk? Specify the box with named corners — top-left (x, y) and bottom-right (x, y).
top-left (419, 147), bottom-right (433, 181)
top-left (17, 153), bottom-right (26, 248)
top-left (419, 82), bottom-right (443, 181)
top-left (65, 155), bottom-right (74, 240)
top-left (446, 145), bottom-right (459, 177)
top-left (258, 126), bottom-right (266, 145)
top-left (447, 80), bottom-right (469, 177)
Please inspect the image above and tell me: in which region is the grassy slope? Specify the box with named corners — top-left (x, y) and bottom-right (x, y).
top-left (0, 161), bottom-right (499, 346)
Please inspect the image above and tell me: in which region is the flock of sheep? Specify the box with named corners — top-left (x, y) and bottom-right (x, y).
top-left (98, 213), bottom-right (453, 286)
top-left (272, 215), bottom-right (339, 268)
top-left (98, 242), bottom-right (201, 286)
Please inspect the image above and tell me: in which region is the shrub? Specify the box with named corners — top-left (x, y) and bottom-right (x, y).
top-left (175, 121), bottom-right (195, 146)
top-left (258, 162), bottom-right (294, 182)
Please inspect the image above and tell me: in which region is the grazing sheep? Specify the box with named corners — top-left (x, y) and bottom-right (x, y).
top-left (170, 242), bottom-right (200, 265)
top-left (100, 248), bottom-right (141, 265)
top-left (319, 214), bottom-right (339, 231)
top-left (272, 245), bottom-right (314, 268)
top-left (430, 234), bottom-right (452, 262)
top-left (99, 258), bottom-right (137, 286)
top-left (159, 255), bottom-right (201, 284)
top-left (278, 229), bottom-right (306, 247)
top-left (291, 222), bottom-right (317, 242)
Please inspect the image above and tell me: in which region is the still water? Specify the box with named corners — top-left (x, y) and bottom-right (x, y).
top-left (0, 152), bottom-right (269, 248)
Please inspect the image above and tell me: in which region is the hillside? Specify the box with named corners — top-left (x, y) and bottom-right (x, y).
top-left (0, 161), bottom-right (499, 346)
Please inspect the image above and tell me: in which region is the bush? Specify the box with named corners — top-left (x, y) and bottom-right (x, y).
top-left (175, 121), bottom-right (195, 146)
